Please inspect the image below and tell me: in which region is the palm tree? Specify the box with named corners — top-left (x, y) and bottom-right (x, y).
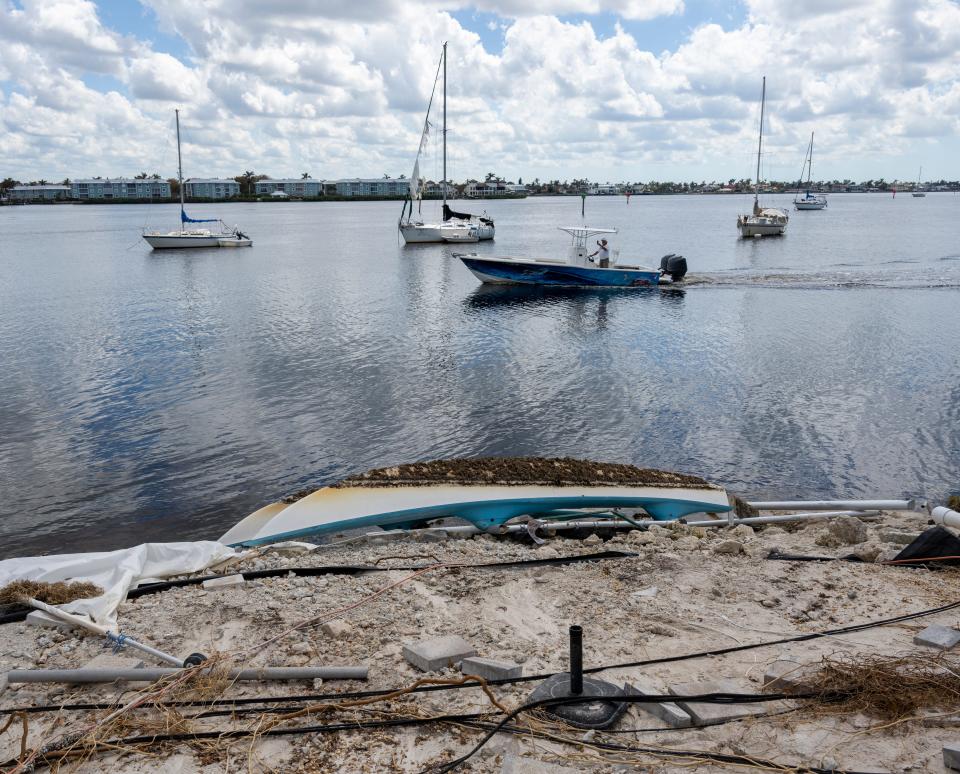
top-left (301, 172), bottom-right (311, 179)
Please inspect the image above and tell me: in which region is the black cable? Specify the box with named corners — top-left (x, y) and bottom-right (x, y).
top-left (421, 693), bottom-right (872, 774)
top-left (0, 550), bottom-right (637, 625)
top-left (5, 596), bottom-right (957, 718)
top-left (13, 694), bottom-right (850, 773)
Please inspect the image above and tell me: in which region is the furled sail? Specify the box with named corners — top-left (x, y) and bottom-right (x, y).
top-left (181, 208), bottom-right (219, 224)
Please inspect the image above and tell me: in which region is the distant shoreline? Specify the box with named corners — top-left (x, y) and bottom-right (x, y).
top-left (2, 189), bottom-right (956, 206)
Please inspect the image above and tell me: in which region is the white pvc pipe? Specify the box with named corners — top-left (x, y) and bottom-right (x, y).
top-left (747, 500), bottom-right (915, 511)
top-left (932, 506), bottom-right (960, 530)
top-left (7, 666), bottom-right (369, 684)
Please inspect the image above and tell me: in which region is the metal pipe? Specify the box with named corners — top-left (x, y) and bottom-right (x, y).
top-left (932, 506), bottom-right (960, 530)
top-left (569, 626), bottom-right (583, 695)
top-left (685, 510), bottom-right (880, 527)
top-left (8, 666), bottom-right (369, 684)
top-left (24, 597), bottom-right (186, 667)
top-left (746, 500), bottom-right (915, 512)
top-left (369, 510), bottom-right (882, 540)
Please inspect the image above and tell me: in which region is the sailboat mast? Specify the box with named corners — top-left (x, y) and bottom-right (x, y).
top-left (754, 76), bottom-right (765, 204)
top-left (442, 41), bottom-right (447, 207)
top-left (808, 131), bottom-right (814, 186)
top-left (175, 109), bottom-right (184, 211)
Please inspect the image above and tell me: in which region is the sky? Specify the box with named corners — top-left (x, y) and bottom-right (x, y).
top-left (1, 0), bottom-right (959, 184)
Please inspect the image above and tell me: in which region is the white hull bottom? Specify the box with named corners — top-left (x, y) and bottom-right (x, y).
top-left (400, 221), bottom-right (494, 244)
top-left (794, 202), bottom-right (827, 210)
top-left (738, 223), bottom-right (786, 237)
top-left (143, 233), bottom-right (250, 249)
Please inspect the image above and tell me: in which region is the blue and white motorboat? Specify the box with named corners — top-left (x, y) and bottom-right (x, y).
top-left (455, 227), bottom-right (687, 288)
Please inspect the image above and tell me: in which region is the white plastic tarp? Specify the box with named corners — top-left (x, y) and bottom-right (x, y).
top-left (0, 541), bottom-right (240, 631)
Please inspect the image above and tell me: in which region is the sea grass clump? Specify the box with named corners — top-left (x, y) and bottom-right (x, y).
top-left (333, 456), bottom-right (720, 490)
top-left (0, 579), bottom-right (103, 606)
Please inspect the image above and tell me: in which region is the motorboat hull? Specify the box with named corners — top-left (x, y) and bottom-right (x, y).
top-left (218, 237), bottom-right (252, 247)
top-left (458, 254), bottom-right (662, 287)
top-left (219, 483), bottom-right (732, 546)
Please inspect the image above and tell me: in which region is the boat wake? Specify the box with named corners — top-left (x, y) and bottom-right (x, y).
top-left (684, 272), bottom-right (960, 290)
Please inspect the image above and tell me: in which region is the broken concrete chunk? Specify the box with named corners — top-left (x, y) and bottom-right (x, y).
top-left (460, 656), bottom-right (522, 680)
top-left (816, 518), bottom-right (867, 547)
top-left (583, 534), bottom-right (603, 546)
top-left (321, 620), bottom-right (352, 639)
top-left (914, 624), bottom-right (960, 651)
top-left (712, 540), bottom-right (744, 555)
top-left (876, 529), bottom-right (921, 546)
top-left (624, 680), bottom-right (692, 728)
top-left (763, 659), bottom-right (817, 693)
top-left (944, 743), bottom-right (960, 771)
top-left (402, 635), bottom-right (476, 672)
top-left (201, 574), bottom-right (245, 590)
top-left (668, 679), bottom-right (768, 726)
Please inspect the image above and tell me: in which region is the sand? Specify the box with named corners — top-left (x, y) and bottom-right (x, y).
top-left (1, 508), bottom-right (958, 772)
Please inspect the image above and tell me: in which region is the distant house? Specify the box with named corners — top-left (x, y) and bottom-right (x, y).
top-left (10, 185), bottom-right (72, 201)
top-left (254, 179), bottom-right (322, 197)
top-left (185, 178), bottom-right (240, 199)
top-left (464, 181), bottom-right (525, 198)
top-left (72, 178), bottom-right (170, 199)
top-left (595, 183), bottom-right (620, 195)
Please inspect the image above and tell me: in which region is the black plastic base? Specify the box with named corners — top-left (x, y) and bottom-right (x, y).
top-left (526, 672), bottom-right (627, 728)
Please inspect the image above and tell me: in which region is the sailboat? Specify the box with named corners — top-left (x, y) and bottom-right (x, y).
top-left (912, 166), bottom-right (926, 198)
top-left (737, 77), bottom-right (789, 237)
top-left (398, 43), bottom-right (494, 244)
top-left (793, 132), bottom-right (827, 210)
top-left (143, 110), bottom-right (251, 249)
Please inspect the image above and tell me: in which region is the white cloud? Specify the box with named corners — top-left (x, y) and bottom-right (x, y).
top-left (1, 0), bottom-right (958, 183)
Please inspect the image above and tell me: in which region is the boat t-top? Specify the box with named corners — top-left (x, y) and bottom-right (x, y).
top-left (143, 110), bottom-right (251, 250)
top-left (737, 77), bottom-right (789, 237)
top-left (398, 42), bottom-right (494, 244)
top-left (793, 132), bottom-right (827, 210)
top-left (455, 226), bottom-right (687, 288)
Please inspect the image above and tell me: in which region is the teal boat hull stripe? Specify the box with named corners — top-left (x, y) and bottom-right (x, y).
top-left (230, 494), bottom-right (730, 548)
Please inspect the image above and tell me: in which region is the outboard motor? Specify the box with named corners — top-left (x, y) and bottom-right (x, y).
top-left (659, 254), bottom-right (687, 282)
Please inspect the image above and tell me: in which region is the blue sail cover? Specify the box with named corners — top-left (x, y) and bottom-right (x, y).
top-left (181, 207), bottom-right (219, 224)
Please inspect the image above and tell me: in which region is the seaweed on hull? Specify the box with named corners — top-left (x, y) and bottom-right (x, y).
top-left (282, 456), bottom-right (721, 504)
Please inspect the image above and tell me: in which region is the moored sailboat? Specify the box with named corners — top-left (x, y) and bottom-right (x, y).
top-left (912, 166), bottom-right (926, 197)
top-left (737, 77), bottom-right (788, 237)
top-left (143, 110), bottom-right (250, 250)
top-left (794, 132), bottom-right (827, 210)
top-left (398, 43), bottom-right (494, 243)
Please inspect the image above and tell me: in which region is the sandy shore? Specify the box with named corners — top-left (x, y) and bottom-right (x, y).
top-left (1, 508), bottom-right (958, 772)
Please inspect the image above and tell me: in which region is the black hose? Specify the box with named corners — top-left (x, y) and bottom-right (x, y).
top-left (5, 596), bottom-right (958, 718)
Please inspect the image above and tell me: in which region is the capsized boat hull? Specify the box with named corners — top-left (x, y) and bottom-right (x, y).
top-left (219, 483), bottom-right (731, 546)
top-left (459, 255), bottom-right (662, 287)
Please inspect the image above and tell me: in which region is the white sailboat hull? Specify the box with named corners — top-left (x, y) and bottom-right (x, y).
top-left (794, 200), bottom-right (827, 210)
top-left (400, 221), bottom-right (494, 244)
top-left (143, 232), bottom-right (224, 249)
